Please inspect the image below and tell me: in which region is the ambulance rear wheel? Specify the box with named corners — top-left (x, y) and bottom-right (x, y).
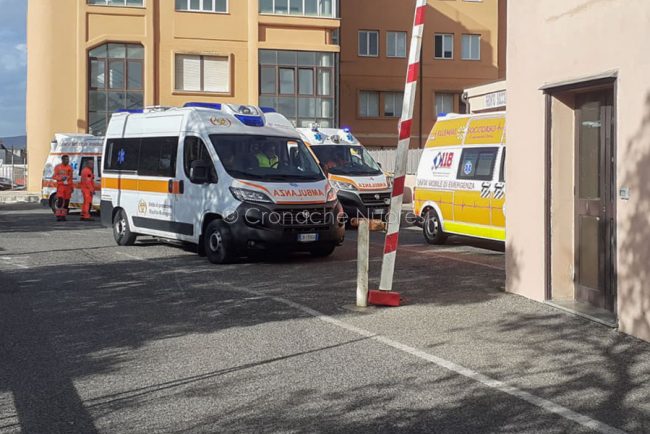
top-left (204, 220), bottom-right (235, 264)
top-left (423, 209), bottom-right (447, 245)
top-left (113, 209), bottom-right (137, 246)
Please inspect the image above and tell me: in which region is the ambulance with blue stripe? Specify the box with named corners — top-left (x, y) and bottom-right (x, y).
top-left (101, 103), bottom-right (345, 263)
top-left (413, 112), bottom-right (506, 244)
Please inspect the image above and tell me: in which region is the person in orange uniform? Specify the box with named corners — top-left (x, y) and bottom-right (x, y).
top-left (80, 159), bottom-right (95, 221)
top-left (52, 155), bottom-right (74, 221)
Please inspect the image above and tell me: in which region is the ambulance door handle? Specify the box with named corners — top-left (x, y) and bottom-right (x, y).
top-left (168, 179), bottom-right (184, 194)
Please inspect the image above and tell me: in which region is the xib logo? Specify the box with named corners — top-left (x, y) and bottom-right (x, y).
top-left (432, 152), bottom-right (454, 170)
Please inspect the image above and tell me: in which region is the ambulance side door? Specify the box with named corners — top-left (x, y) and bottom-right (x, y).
top-left (75, 156), bottom-right (94, 206)
top-left (175, 135), bottom-right (218, 240)
top-left (454, 146), bottom-right (499, 226)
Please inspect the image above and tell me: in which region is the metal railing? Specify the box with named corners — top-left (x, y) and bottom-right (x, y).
top-left (368, 149), bottom-right (423, 175)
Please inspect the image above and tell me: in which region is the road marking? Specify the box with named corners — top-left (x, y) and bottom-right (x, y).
top-left (255, 291), bottom-right (626, 434)
top-left (0, 256), bottom-right (30, 269)
top-left (116, 250), bottom-right (624, 434)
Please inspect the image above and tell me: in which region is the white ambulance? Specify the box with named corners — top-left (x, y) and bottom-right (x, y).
top-left (294, 125), bottom-right (392, 221)
top-left (41, 134), bottom-right (103, 213)
top-left (100, 103), bottom-right (345, 264)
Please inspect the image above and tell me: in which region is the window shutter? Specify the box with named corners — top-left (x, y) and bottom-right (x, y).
top-left (203, 56), bottom-right (230, 93)
top-left (176, 55), bottom-right (201, 91)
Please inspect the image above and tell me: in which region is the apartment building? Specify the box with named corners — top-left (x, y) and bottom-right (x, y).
top-left (340, 0), bottom-right (506, 148)
top-left (26, 0), bottom-right (506, 191)
top-left (26, 0), bottom-right (340, 191)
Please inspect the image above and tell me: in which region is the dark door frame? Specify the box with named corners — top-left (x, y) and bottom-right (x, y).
top-left (541, 74), bottom-right (618, 314)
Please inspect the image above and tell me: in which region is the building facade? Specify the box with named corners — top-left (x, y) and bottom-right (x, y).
top-left (26, 0), bottom-right (505, 191)
top-left (26, 0), bottom-right (340, 192)
top-left (340, 0), bottom-right (506, 148)
top-left (506, 0), bottom-right (650, 342)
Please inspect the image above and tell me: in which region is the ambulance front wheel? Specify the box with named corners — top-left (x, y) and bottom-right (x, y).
top-left (423, 209), bottom-right (447, 245)
top-left (204, 220), bottom-right (235, 264)
top-left (113, 209), bottom-right (137, 246)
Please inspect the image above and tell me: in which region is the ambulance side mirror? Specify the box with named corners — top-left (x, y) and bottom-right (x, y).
top-left (190, 161), bottom-right (210, 184)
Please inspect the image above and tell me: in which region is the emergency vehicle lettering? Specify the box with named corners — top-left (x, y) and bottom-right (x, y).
top-left (357, 182), bottom-right (388, 190)
top-left (416, 179), bottom-right (475, 191)
top-left (273, 189), bottom-right (324, 198)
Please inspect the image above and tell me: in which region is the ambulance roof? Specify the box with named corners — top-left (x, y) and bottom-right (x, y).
top-left (424, 111), bottom-right (506, 149)
top-left (105, 103), bottom-right (301, 140)
top-left (296, 127), bottom-right (360, 147)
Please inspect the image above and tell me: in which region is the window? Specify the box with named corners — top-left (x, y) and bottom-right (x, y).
top-left (104, 138), bottom-right (140, 172)
top-left (387, 32), bottom-right (407, 58)
top-left (259, 50), bottom-right (336, 128)
top-left (88, 0), bottom-right (144, 6)
top-left (78, 157), bottom-right (94, 176)
top-left (184, 136), bottom-right (216, 182)
top-left (359, 91), bottom-right (379, 117)
top-left (175, 54), bottom-right (230, 93)
top-left (259, 0), bottom-right (336, 17)
top-left (435, 34), bottom-right (453, 59)
top-left (359, 31), bottom-right (379, 57)
top-left (435, 93), bottom-right (455, 115)
top-left (139, 137), bottom-right (178, 177)
top-left (383, 92), bottom-right (404, 117)
top-left (104, 137), bottom-right (179, 177)
top-left (462, 34), bottom-right (480, 60)
top-left (88, 43), bottom-right (144, 136)
top-left (175, 0), bottom-right (228, 13)
top-left (457, 147), bottom-right (498, 181)
top-left (97, 157), bottom-right (102, 178)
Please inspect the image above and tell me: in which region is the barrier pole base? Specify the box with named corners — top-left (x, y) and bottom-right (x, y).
top-left (368, 290), bottom-right (401, 307)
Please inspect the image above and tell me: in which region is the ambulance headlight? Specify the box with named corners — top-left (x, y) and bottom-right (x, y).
top-left (230, 187), bottom-right (273, 204)
top-left (330, 180), bottom-right (357, 191)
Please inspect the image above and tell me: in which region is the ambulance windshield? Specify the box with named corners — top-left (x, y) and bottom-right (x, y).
top-left (311, 145), bottom-right (382, 176)
top-left (210, 134), bottom-right (325, 182)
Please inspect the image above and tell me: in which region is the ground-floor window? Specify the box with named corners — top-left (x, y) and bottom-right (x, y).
top-left (259, 50), bottom-right (337, 128)
top-left (88, 43), bottom-right (144, 136)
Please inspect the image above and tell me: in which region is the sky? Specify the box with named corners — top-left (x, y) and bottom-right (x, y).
top-left (0, 0), bottom-right (27, 137)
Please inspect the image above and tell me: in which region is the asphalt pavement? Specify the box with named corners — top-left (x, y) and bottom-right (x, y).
top-left (0, 203), bottom-right (648, 433)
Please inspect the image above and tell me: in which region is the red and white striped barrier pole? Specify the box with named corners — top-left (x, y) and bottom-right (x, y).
top-left (369, 0), bottom-right (427, 307)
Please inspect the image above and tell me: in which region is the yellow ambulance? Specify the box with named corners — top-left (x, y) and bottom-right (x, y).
top-left (413, 112), bottom-right (505, 244)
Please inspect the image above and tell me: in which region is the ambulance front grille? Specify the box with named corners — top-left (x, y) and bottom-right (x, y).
top-left (280, 208), bottom-right (330, 227)
top-left (359, 192), bottom-right (391, 205)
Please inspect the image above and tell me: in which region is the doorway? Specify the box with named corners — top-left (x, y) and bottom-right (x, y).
top-left (574, 89), bottom-right (616, 312)
top-left (546, 79), bottom-right (617, 323)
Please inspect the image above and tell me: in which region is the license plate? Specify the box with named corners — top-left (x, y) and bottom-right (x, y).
top-left (373, 208), bottom-right (387, 215)
top-left (298, 233), bottom-right (319, 243)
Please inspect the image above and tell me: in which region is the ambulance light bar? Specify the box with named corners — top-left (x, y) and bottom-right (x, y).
top-left (184, 102), bottom-right (223, 110)
top-left (260, 107), bottom-right (276, 113)
top-left (115, 109), bottom-right (144, 114)
top-left (234, 114), bottom-right (265, 127)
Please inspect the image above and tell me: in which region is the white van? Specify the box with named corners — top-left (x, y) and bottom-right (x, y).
top-left (295, 126), bottom-right (392, 220)
top-left (41, 134), bottom-right (103, 213)
top-left (100, 103), bottom-right (345, 263)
